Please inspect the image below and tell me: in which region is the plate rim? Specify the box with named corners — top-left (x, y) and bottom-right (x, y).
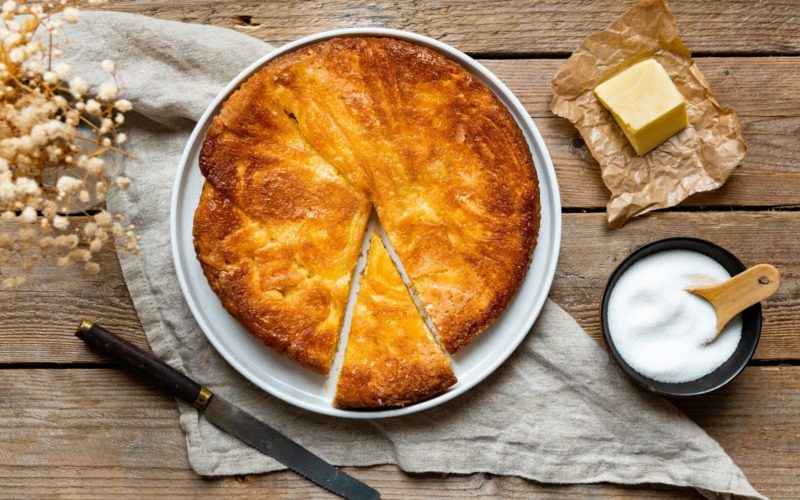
top-left (170, 27), bottom-right (562, 418)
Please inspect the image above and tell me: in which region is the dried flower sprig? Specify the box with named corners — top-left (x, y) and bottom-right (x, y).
top-left (0, 0), bottom-right (139, 289)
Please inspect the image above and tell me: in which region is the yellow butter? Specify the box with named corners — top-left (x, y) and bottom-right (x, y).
top-left (594, 58), bottom-right (688, 156)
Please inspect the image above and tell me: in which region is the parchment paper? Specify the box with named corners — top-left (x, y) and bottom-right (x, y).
top-left (550, 0), bottom-right (746, 228)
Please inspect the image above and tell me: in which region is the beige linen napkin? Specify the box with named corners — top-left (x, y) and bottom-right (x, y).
top-left (63, 12), bottom-right (762, 498)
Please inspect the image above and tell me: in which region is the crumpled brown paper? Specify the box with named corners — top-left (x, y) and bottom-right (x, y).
top-left (550, 0), bottom-right (746, 228)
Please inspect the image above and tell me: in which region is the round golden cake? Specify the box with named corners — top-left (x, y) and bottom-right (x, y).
top-left (194, 37), bottom-right (539, 404)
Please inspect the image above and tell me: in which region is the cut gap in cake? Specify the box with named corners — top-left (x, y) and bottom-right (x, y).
top-left (333, 230), bottom-right (457, 409)
top-left (323, 212), bottom-right (376, 398)
top-left (372, 222), bottom-right (458, 373)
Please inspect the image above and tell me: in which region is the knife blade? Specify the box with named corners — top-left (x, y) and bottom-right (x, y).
top-left (204, 394), bottom-right (378, 499)
top-left (76, 321), bottom-right (380, 500)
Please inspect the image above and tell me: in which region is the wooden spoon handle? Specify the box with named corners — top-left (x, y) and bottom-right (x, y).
top-left (687, 264), bottom-right (781, 336)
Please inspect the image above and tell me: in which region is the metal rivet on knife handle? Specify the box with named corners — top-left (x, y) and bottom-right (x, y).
top-left (194, 386), bottom-right (214, 410)
top-left (77, 319), bottom-right (94, 336)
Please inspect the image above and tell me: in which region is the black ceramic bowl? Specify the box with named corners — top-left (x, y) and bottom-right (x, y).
top-left (601, 237), bottom-right (761, 397)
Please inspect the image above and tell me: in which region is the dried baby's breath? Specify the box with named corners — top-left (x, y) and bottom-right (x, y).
top-left (0, 0), bottom-right (138, 289)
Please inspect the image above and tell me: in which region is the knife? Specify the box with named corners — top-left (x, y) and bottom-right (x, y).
top-left (75, 321), bottom-right (380, 500)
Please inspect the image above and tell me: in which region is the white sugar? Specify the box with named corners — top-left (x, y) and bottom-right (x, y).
top-left (607, 250), bottom-right (742, 383)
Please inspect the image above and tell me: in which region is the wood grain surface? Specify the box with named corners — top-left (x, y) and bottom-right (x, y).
top-left (3, 1), bottom-right (799, 498)
top-left (3, 213), bottom-right (796, 363)
top-left (484, 57), bottom-right (800, 209)
top-left (553, 212), bottom-right (800, 361)
top-left (102, 0), bottom-right (800, 55)
top-left (2, 367), bottom-right (797, 498)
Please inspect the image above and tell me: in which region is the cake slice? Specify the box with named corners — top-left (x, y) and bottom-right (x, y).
top-left (334, 233), bottom-right (457, 408)
top-left (194, 68), bottom-right (370, 374)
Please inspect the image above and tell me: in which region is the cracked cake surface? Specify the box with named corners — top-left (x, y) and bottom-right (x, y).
top-left (194, 36), bottom-right (539, 399)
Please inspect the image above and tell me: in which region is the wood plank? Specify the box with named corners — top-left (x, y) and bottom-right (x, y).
top-left (537, 114), bottom-right (799, 209)
top-left (5, 366), bottom-right (798, 498)
top-left (2, 367), bottom-right (693, 498)
top-left (0, 244), bottom-right (146, 363)
top-left (677, 365), bottom-right (800, 500)
top-left (0, 466), bottom-right (694, 499)
top-left (485, 58), bottom-right (800, 119)
top-left (484, 57), bottom-right (800, 208)
top-left (27, 55), bottom-right (799, 211)
top-left (553, 211), bottom-right (800, 360)
top-left (101, 0), bottom-right (800, 55)
top-left (1, 58), bottom-right (791, 223)
top-left (2, 212), bottom-right (797, 363)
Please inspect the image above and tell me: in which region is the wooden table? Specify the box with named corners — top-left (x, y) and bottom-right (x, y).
top-left (3, 1), bottom-right (798, 498)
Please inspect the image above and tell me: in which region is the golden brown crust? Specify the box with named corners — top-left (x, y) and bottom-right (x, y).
top-left (257, 37), bottom-right (539, 353)
top-left (193, 182), bottom-right (369, 374)
top-left (194, 63), bottom-right (370, 373)
top-left (334, 234), bottom-right (457, 409)
top-left (195, 36), bottom-right (539, 379)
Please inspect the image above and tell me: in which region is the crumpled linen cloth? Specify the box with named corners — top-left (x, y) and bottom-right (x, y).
top-left (62, 11), bottom-right (762, 498)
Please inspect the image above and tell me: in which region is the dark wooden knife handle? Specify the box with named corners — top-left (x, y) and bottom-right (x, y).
top-left (75, 321), bottom-right (212, 409)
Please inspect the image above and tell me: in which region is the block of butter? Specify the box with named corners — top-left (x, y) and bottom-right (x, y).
top-left (594, 58), bottom-right (688, 156)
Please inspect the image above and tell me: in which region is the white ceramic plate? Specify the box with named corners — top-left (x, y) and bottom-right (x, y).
top-left (171, 28), bottom-right (561, 418)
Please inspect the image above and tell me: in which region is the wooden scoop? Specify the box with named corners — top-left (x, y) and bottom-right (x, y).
top-left (686, 264), bottom-right (781, 343)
